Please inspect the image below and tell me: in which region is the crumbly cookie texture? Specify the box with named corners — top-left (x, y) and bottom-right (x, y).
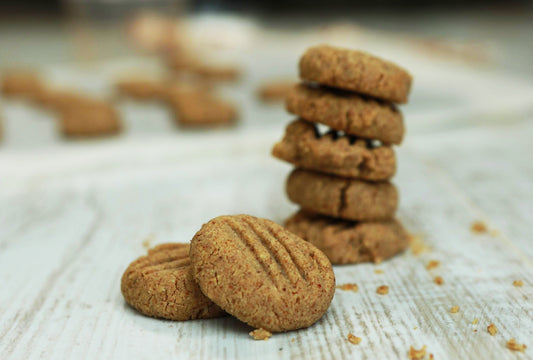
top-left (286, 84), bottom-right (404, 144)
top-left (121, 243), bottom-right (225, 321)
top-left (190, 214), bottom-right (335, 332)
top-left (299, 45), bottom-right (412, 104)
top-left (286, 169), bottom-right (398, 221)
top-left (60, 101), bottom-right (122, 138)
top-left (285, 210), bottom-right (408, 265)
top-left (272, 119), bottom-right (396, 181)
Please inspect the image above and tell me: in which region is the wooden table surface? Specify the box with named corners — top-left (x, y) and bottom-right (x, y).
top-left (1, 24), bottom-right (533, 360)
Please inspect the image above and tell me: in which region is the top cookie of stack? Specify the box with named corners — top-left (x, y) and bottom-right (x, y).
top-left (273, 45), bottom-right (413, 265)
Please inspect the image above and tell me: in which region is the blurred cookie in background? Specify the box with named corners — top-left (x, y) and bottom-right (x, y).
top-left (59, 100), bottom-right (122, 138)
top-left (257, 79), bottom-right (295, 102)
top-left (1, 69), bottom-right (44, 100)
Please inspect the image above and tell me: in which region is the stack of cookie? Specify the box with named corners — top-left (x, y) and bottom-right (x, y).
top-left (273, 45), bottom-right (413, 265)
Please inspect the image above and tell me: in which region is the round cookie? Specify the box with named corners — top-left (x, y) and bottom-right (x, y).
top-left (60, 101), bottom-right (122, 138)
top-left (286, 83), bottom-right (404, 144)
top-left (286, 169), bottom-right (398, 221)
top-left (272, 119), bottom-right (396, 181)
top-left (121, 243), bottom-right (225, 321)
top-left (285, 210), bottom-right (408, 265)
top-left (299, 45), bottom-right (413, 104)
top-left (190, 214), bottom-right (335, 332)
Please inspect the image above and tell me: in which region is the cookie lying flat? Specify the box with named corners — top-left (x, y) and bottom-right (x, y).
top-left (299, 45), bottom-right (412, 104)
top-left (1, 70), bottom-right (43, 99)
top-left (272, 119), bottom-right (396, 181)
top-left (121, 243), bottom-right (225, 321)
top-left (115, 78), bottom-right (168, 100)
top-left (257, 80), bottom-right (295, 102)
top-left (286, 84), bottom-right (404, 144)
top-left (60, 101), bottom-right (122, 138)
top-left (190, 214), bottom-right (335, 332)
top-left (34, 89), bottom-right (99, 112)
top-left (168, 91), bottom-right (237, 126)
top-left (285, 211), bottom-right (408, 264)
top-left (286, 169), bottom-right (398, 221)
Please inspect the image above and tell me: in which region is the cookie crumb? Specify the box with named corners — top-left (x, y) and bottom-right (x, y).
top-left (426, 260), bottom-right (440, 270)
top-left (450, 306), bottom-right (460, 313)
top-left (487, 324), bottom-right (497, 336)
top-left (471, 221), bottom-right (487, 234)
top-left (336, 283), bottom-right (359, 293)
top-left (347, 333), bottom-right (362, 345)
top-left (249, 328), bottom-right (272, 341)
top-left (142, 234), bottom-right (155, 249)
top-left (414, 326), bottom-right (418, 330)
top-left (513, 280), bottom-right (524, 287)
top-left (429, 354), bottom-right (434, 359)
top-left (291, 338), bottom-right (296, 343)
top-left (434, 276), bottom-right (444, 285)
top-left (408, 345), bottom-right (427, 360)
top-left (506, 339), bottom-right (526, 352)
top-left (375, 269), bottom-right (384, 274)
top-left (376, 285), bottom-right (389, 295)
top-left (409, 234), bottom-right (431, 255)
top-left (472, 318), bottom-right (479, 325)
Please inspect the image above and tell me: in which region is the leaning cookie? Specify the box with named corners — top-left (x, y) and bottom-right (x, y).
top-left (299, 45), bottom-right (412, 104)
top-left (190, 215), bottom-right (335, 332)
top-left (59, 101), bottom-right (122, 138)
top-left (121, 243), bottom-right (225, 321)
top-left (285, 211), bottom-right (408, 265)
top-left (286, 169), bottom-right (398, 221)
top-left (286, 84), bottom-right (404, 144)
top-left (272, 119), bottom-right (396, 181)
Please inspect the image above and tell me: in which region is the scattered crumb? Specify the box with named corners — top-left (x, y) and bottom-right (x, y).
top-left (347, 333), bottom-right (362, 345)
top-left (142, 234), bottom-right (155, 249)
top-left (374, 269), bottom-right (384, 274)
top-left (409, 233), bottom-right (431, 255)
top-left (506, 339), bottom-right (526, 352)
top-left (429, 354), bottom-right (434, 359)
top-left (472, 318), bottom-right (479, 325)
top-left (450, 306), bottom-right (460, 313)
top-left (414, 326), bottom-right (418, 330)
top-left (487, 324), bottom-right (497, 336)
top-left (336, 283), bottom-right (359, 293)
top-left (471, 221), bottom-right (488, 234)
top-left (474, 329), bottom-right (478, 332)
top-left (426, 260), bottom-right (440, 270)
top-left (408, 345), bottom-right (427, 360)
top-left (513, 280), bottom-right (524, 287)
top-left (434, 276), bottom-right (444, 285)
top-left (249, 328), bottom-right (272, 341)
top-left (291, 338), bottom-right (296, 343)
top-left (376, 285), bottom-right (389, 295)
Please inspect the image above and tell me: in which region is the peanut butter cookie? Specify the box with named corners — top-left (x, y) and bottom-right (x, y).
top-left (286, 169), bottom-right (398, 221)
top-left (190, 214), bottom-right (335, 332)
top-left (60, 101), bottom-right (122, 138)
top-left (1, 70), bottom-right (43, 99)
top-left (299, 45), bottom-right (412, 103)
top-left (272, 119), bottom-right (396, 181)
top-left (285, 211), bottom-right (408, 264)
top-left (286, 84), bottom-right (404, 144)
top-left (121, 243), bottom-right (225, 321)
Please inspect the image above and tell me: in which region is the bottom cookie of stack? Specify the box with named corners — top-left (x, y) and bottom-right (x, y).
top-left (285, 210), bottom-right (408, 265)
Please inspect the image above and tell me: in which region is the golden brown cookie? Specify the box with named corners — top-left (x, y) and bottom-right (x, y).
top-left (115, 78), bottom-right (168, 100)
top-left (286, 169), bottom-right (398, 221)
top-left (257, 80), bottom-right (295, 102)
top-left (272, 119), bottom-right (396, 181)
top-left (285, 211), bottom-right (408, 264)
top-left (168, 90), bottom-right (237, 127)
top-left (299, 45), bottom-right (413, 104)
top-left (121, 243), bottom-right (225, 321)
top-left (1, 70), bottom-right (43, 99)
top-left (33, 89), bottom-right (98, 112)
top-left (168, 52), bottom-right (240, 81)
top-left (286, 84), bottom-right (404, 144)
top-left (190, 214), bottom-right (335, 332)
top-left (60, 101), bottom-right (122, 138)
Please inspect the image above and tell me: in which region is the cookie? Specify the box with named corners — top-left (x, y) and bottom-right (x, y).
top-left (285, 211), bottom-right (408, 264)
top-left (272, 119), bottom-right (396, 181)
top-left (168, 52), bottom-right (240, 81)
top-left (1, 70), bottom-right (43, 99)
top-left (168, 90), bottom-right (237, 126)
top-left (34, 89), bottom-right (98, 112)
top-left (121, 243), bottom-right (225, 321)
top-left (115, 78), bottom-right (168, 100)
top-left (286, 169), bottom-right (398, 221)
top-left (257, 80), bottom-right (295, 102)
top-left (286, 84), bottom-right (404, 144)
top-left (299, 45), bottom-right (413, 103)
top-left (60, 101), bottom-right (122, 137)
top-left (190, 214), bottom-right (335, 332)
